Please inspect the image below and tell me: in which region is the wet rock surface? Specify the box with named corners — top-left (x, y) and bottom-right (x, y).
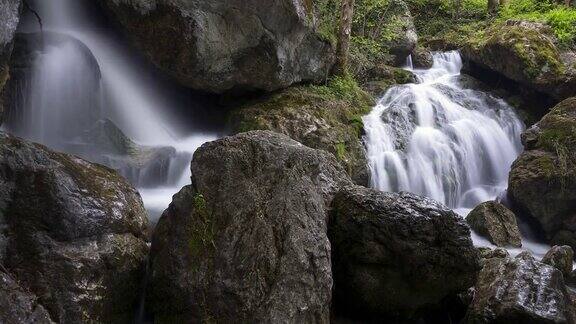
top-left (0, 132), bottom-right (150, 323)
top-left (465, 253), bottom-right (576, 323)
top-left (466, 201), bottom-right (522, 247)
top-left (329, 185), bottom-right (481, 321)
top-left (147, 131), bottom-right (352, 323)
top-left (98, 0), bottom-right (334, 94)
top-left (0, 271), bottom-right (54, 324)
top-left (0, 0), bottom-right (22, 123)
top-left (508, 97), bottom-right (576, 251)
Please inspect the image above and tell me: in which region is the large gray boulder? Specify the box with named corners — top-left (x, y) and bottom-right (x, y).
top-left (0, 132), bottom-right (150, 323)
top-left (508, 97), bottom-right (576, 251)
top-left (98, 0), bottom-right (334, 94)
top-left (465, 253), bottom-right (576, 323)
top-left (147, 131), bottom-right (352, 323)
top-left (466, 201), bottom-right (522, 247)
top-left (329, 185), bottom-right (481, 321)
top-left (0, 0), bottom-right (22, 123)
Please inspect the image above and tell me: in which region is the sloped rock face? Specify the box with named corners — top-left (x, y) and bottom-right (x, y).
top-left (0, 0), bottom-right (22, 123)
top-left (508, 97), bottom-right (576, 250)
top-left (329, 185), bottom-right (481, 321)
top-left (0, 271), bottom-right (54, 324)
top-left (0, 132), bottom-right (150, 323)
top-left (98, 0), bottom-right (334, 94)
top-left (465, 253), bottom-right (575, 323)
top-left (466, 201), bottom-right (522, 247)
top-left (147, 131), bottom-right (352, 323)
top-left (462, 21), bottom-right (576, 101)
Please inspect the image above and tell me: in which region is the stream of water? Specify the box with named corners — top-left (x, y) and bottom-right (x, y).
top-left (363, 51), bottom-right (550, 256)
top-left (3, 0), bottom-right (220, 222)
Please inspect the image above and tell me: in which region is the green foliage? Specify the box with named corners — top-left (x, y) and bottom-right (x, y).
top-left (334, 142), bottom-right (347, 160)
top-left (188, 193), bottom-right (215, 260)
top-left (405, 0), bottom-right (488, 45)
top-left (310, 74), bottom-right (375, 106)
top-left (499, 0), bottom-right (576, 45)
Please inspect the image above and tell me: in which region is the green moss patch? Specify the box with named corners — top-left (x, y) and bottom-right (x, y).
top-left (227, 76), bottom-right (375, 181)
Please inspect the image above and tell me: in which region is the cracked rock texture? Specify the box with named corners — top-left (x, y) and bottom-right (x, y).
top-left (147, 131), bottom-right (352, 323)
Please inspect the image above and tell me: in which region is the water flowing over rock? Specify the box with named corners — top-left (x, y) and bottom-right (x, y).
top-left (147, 131), bottom-right (352, 323)
top-left (0, 0), bottom-right (22, 123)
top-left (466, 201), bottom-right (522, 247)
top-left (1, 30), bottom-right (202, 219)
top-left (465, 253), bottom-right (575, 323)
top-left (329, 185), bottom-right (481, 321)
top-left (363, 51), bottom-right (524, 211)
top-left (0, 132), bottom-right (150, 323)
top-left (3, 32), bottom-right (103, 148)
top-left (462, 21), bottom-right (576, 101)
top-left (508, 97), bottom-right (576, 251)
top-left (98, 0), bottom-right (334, 94)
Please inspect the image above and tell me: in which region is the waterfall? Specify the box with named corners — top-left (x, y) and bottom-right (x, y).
top-left (363, 51), bottom-right (525, 215)
top-left (4, 0), bottom-right (219, 222)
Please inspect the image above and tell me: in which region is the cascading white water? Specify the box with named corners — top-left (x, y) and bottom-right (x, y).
top-left (5, 0), bottom-right (219, 222)
top-left (364, 51), bottom-right (525, 214)
top-left (364, 51), bottom-right (553, 257)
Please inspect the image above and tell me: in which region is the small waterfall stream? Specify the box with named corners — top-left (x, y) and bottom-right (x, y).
top-left (364, 52), bottom-right (524, 213)
top-left (3, 0), bottom-right (220, 222)
top-left (363, 51), bottom-right (549, 256)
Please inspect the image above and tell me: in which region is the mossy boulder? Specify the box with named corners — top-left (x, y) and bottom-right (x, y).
top-left (227, 77), bottom-right (375, 185)
top-left (0, 132), bottom-right (150, 322)
top-left (508, 97), bottom-right (576, 251)
top-left (147, 131), bottom-right (352, 323)
top-left (462, 20), bottom-right (576, 101)
top-left (361, 65), bottom-right (417, 97)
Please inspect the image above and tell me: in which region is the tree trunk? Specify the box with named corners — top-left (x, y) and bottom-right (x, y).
top-left (333, 0), bottom-right (355, 77)
top-left (488, 0), bottom-right (499, 16)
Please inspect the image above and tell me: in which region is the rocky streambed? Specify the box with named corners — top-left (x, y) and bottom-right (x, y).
top-left (1, 0), bottom-right (576, 323)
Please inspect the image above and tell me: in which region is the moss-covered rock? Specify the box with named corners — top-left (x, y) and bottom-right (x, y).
top-left (361, 65), bottom-right (417, 97)
top-left (462, 20), bottom-right (576, 100)
top-left (227, 76), bottom-right (375, 185)
top-left (508, 97), bottom-right (576, 251)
